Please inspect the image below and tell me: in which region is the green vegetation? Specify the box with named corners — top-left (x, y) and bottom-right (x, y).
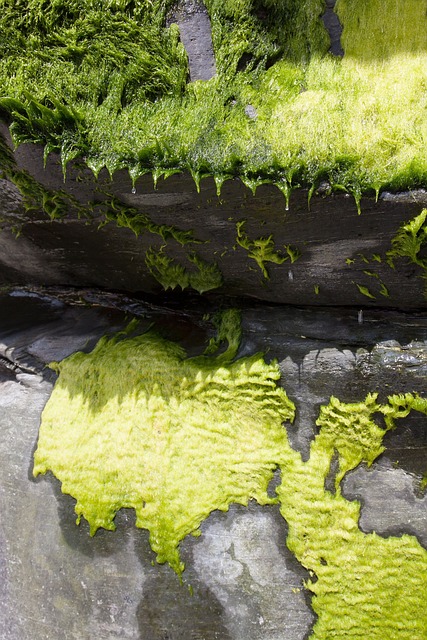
top-left (34, 311), bottom-right (295, 573)
top-left (386, 209), bottom-right (427, 296)
top-left (33, 315), bottom-right (427, 637)
top-left (1, 1), bottom-right (427, 202)
top-left (387, 209), bottom-right (427, 271)
top-left (278, 392), bottom-right (427, 640)
top-left (236, 220), bottom-right (299, 278)
top-left (145, 247), bottom-right (223, 293)
top-left (102, 196), bottom-right (198, 245)
top-left (346, 210), bottom-right (427, 301)
top-left (5, 168), bottom-right (81, 219)
top-left (145, 247), bottom-right (190, 291)
top-left (336, 0), bottom-right (427, 60)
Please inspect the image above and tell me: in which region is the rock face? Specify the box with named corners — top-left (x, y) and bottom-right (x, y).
top-left (0, 3), bottom-right (426, 638)
top-left (168, 0), bottom-right (216, 81)
top-left (1, 125), bottom-right (427, 308)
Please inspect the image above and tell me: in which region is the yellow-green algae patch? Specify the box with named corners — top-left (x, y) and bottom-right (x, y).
top-left (33, 312), bottom-right (295, 573)
top-left (33, 315), bottom-right (427, 637)
top-left (277, 393), bottom-right (427, 639)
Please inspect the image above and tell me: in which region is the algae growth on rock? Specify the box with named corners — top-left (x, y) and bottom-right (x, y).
top-left (33, 313), bottom-right (427, 638)
top-left (2, 1), bottom-right (427, 200)
top-left (33, 311), bottom-right (295, 574)
top-left (277, 392), bottom-right (427, 640)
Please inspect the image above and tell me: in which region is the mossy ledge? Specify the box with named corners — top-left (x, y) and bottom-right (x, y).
top-left (1, 0), bottom-right (427, 203)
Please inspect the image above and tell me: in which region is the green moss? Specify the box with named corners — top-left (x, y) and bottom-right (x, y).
top-left (33, 313), bottom-right (294, 573)
top-left (236, 220), bottom-right (299, 279)
top-left (145, 247), bottom-right (223, 293)
top-left (186, 252), bottom-right (224, 293)
top-left (0, 134), bottom-right (16, 173)
top-left (102, 196), bottom-right (198, 245)
top-left (387, 209), bottom-right (427, 270)
top-left (278, 392), bottom-right (427, 640)
top-left (336, 0), bottom-right (427, 60)
top-left (358, 271), bottom-right (390, 299)
top-left (0, 162), bottom-right (202, 247)
top-left (346, 212), bottom-right (427, 303)
top-left (5, 167), bottom-right (84, 219)
top-left (145, 247), bottom-right (190, 291)
top-left (1, 1), bottom-right (427, 200)
top-left (204, 0), bottom-right (327, 78)
top-left (386, 209), bottom-right (427, 296)
top-left (33, 315), bottom-right (427, 635)
top-left (203, 308), bottom-right (241, 360)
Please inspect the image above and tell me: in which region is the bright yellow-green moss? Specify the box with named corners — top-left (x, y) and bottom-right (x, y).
top-left (387, 209), bottom-right (427, 271)
top-left (235, 220), bottom-right (300, 279)
top-left (33, 314), bottom-right (427, 637)
top-left (336, 0), bottom-right (427, 60)
top-left (278, 392), bottom-right (427, 639)
top-left (344, 211), bottom-right (427, 301)
top-left (33, 312), bottom-right (294, 573)
top-left (2, 1), bottom-right (427, 200)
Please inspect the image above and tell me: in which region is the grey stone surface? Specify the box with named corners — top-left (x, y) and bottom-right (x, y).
top-left (0, 290), bottom-right (425, 639)
top-left (169, 0), bottom-right (216, 81)
top-left (342, 466), bottom-right (427, 547)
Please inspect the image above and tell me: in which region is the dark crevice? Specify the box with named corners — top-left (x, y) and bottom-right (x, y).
top-left (322, 0), bottom-right (344, 57)
top-left (237, 53), bottom-right (255, 73)
top-left (324, 449), bottom-right (340, 494)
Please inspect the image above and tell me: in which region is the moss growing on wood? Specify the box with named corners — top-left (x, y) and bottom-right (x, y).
top-left (102, 196), bottom-right (199, 245)
top-left (387, 210), bottom-right (427, 271)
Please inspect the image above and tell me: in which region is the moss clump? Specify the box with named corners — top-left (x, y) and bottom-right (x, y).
top-left (236, 220), bottom-right (300, 279)
top-left (33, 312), bottom-right (294, 573)
top-left (4, 168), bottom-right (82, 219)
top-left (387, 209), bottom-right (427, 271)
top-left (102, 196), bottom-right (198, 245)
top-left (1, 1), bottom-right (427, 202)
top-left (145, 247), bottom-right (223, 293)
top-left (346, 211), bottom-right (427, 302)
top-left (278, 392), bottom-right (427, 640)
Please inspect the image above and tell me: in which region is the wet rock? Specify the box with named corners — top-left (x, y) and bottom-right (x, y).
top-left (356, 340), bottom-right (427, 378)
top-left (1, 142), bottom-right (427, 308)
top-left (244, 104), bottom-right (258, 120)
top-left (168, 0), bottom-right (216, 81)
top-left (342, 466), bottom-right (427, 547)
